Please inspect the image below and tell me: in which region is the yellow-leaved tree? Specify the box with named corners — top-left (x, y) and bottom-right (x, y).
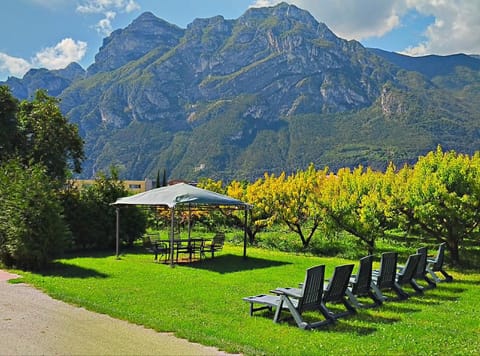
top-left (318, 165), bottom-right (394, 254)
top-left (395, 146), bottom-right (480, 265)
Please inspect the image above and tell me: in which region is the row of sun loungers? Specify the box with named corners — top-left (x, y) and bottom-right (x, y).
top-left (243, 243), bottom-right (453, 330)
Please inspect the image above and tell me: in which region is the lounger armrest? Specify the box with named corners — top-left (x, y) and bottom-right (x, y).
top-left (271, 287), bottom-right (303, 298)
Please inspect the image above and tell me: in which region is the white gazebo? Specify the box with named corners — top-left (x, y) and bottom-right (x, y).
top-left (112, 183), bottom-right (251, 265)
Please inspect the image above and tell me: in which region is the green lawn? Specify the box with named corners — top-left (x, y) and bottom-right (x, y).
top-left (13, 245), bottom-right (480, 355)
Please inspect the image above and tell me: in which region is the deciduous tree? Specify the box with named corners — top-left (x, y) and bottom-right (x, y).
top-left (396, 146), bottom-right (480, 265)
top-left (319, 165), bottom-right (393, 254)
top-left (0, 159), bottom-right (70, 269)
top-left (16, 89), bottom-right (84, 183)
top-left (0, 86), bottom-right (18, 160)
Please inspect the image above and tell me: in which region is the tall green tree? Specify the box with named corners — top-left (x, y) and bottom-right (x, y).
top-left (156, 169), bottom-right (161, 188)
top-left (162, 168), bottom-right (167, 187)
top-left (0, 86), bottom-right (19, 160)
top-left (0, 88), bottom-right (85, 270)
top-left (16, 89), bottom-right (84, 183)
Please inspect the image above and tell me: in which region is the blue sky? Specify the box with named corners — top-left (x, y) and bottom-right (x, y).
top-left (1, 0), bottom-right (479, 81)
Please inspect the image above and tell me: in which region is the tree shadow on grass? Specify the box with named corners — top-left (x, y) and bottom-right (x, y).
top-left (439, 286), bottom-right (467, 293)
top-left (182, 254), bottom-right (292, 274)
top-left (38, 261), bottom-right (109, 279)
top-left (61, 246), bottom-right (152, 261)
top-left (452, 278), bottom-right (480, 285)
top-left (62, 249), bottom-right (116, 259)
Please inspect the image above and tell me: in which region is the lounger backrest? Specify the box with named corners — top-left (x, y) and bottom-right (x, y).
top-left (431, 243), bottom-right (446, 270)
top-left (415, 247), bottom-right (428, 278)
top-left (323, 264), bottom-right (354, 303)
top-left (397, 253), bottom-right (421, 284)
top-left (351, 255), bottom-right (373, 295)
top-left (376, 252), bottom-right (398, 289)
top-left (298, 265), bottom-right (326, 312)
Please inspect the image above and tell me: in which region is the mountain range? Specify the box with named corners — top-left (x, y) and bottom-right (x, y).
top-left (2, 2), bottom-right (480, 181)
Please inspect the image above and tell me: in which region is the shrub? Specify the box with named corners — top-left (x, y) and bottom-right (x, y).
top-left (0, 159), bottom-right (70, 270)
top-left (63, 169), bottom-right (147, 250)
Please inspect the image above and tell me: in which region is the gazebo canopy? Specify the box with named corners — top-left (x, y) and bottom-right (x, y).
top-left (112, 183), bottom-right (251, 264)
top-left (112, 182), bottom-right (250, 209)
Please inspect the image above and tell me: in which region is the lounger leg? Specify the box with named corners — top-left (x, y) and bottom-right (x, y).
top-left (440, 269), bottom-right (453, 282)
top-left (342, 298), bottom-right (357, 314)
top-left (370, 283), bottom-right (388, 302)
top-left (394, 282), bottom-right (409, 300)
top-left (319, 302), bottom-right (335, 321)
top-left (248, 304), bottom-right (273, 316)
top-left (423, 275), bottom-right (437, 288)
top-left (410, 279), bottom-right (425, 294)
top-left (345, 288), bottom-right (362, 308)
top-left (273, 298), bottom-right (284, 323)
top-left (281, 296), bottom-right (309, 329)
top-left (368, 290), bottom-right (383, 306)
top-left (426, 265), bottom-right (442, 283)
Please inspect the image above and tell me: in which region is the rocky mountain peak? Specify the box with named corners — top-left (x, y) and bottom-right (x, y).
top-left (86, 11), bottom-right (184, 76)
top-left (52, 62), bottom-right (85, 81)
top-left (1, 63), bottom-right (85, 99)
top-left (241, 2), bottom-right (334, 37)
top-left (185, 15), bottom-right (234, 43)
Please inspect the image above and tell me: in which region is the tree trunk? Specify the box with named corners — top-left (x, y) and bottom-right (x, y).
top-left (247, 228), bottom-right (255, 244)
top-left (446, 238), bottom-right (460, 266)
top-left (364, 238), bottom-right (375, 255)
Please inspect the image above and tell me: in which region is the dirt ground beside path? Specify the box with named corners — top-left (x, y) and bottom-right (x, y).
top-left (0, 270), bottom-right (234, 355)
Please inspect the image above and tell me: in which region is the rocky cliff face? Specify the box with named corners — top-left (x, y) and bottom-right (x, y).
top-left (86, 12), bottom-right (184, 76)
top-left (65, 3), bottom-right (397, 130)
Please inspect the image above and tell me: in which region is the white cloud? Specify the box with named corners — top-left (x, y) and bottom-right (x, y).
top-left (95, 11), bottom-right (117, 36)
top-left (252, 0), bottom-right (480, 55)
top-left (76, 0), bottom-right (140, 36)
top-left (250, 0), bottom-right (276, 7)
top-left (76, 0), bottom-right (140, 14)
top-left (0, 53), bottom-right (32, 78)
top-left (403, 0), bottom-right (480, 55)
top-left (35, 38), bottom-right (88, 69)
top-left (251, 0), bottom-right (407, 39)
top-left (0, 38), bottom-right (87, 79)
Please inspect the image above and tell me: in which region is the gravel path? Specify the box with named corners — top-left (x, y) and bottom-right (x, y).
top-left (0, 270), bottom-right (232, 355)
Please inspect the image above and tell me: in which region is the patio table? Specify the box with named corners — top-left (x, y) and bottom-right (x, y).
top-left (158, 238), bottom-right (205, 263)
